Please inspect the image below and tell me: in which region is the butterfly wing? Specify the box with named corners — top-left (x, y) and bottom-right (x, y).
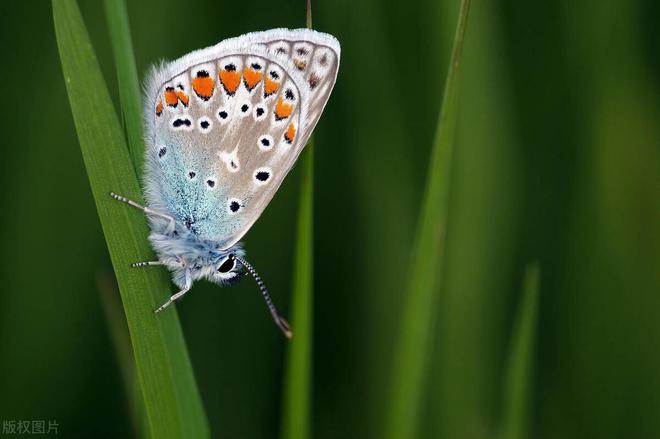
top-left (143, 29), bottom-right (340, 249)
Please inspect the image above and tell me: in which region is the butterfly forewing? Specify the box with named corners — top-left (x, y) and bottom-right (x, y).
top-left (258, 37), bottom-right (340, 134)
top-left (144, 29), bottom-right (340, 249)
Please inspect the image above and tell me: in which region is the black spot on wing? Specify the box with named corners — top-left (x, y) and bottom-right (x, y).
top-left (173, 118), bottom-right (191, 128)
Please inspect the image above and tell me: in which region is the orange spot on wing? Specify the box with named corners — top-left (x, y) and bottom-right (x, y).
top-left (243, 67), bottom-right (263, 91)
top-left (274, 96), bottom-right (293, 120)
top-left (164, 88), bottom-right (178, 107)
top-left (220, 70), bottom-right (241, 95)
top-left (284, 123), bottom-right (296, 143)
top-left (164, 87), bottom-right (188, 107)
top-left (264, 79), bottom-right (280, 97)
top-left (155, 100), bottom-right (163, 116)
top-left (175, 90), bottom-right (189, 107)
top-left (192, 76), bottom-right (215, 100)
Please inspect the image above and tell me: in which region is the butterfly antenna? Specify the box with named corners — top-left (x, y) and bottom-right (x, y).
top-left (233, 254), bottom-right (293, 339)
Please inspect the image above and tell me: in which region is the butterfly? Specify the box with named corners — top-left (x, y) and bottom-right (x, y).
top-left (110, 29), bottom-right (340, 338)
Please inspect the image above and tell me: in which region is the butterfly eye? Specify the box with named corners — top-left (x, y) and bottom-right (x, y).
top-left (218, 256), bottom-right (235, 273)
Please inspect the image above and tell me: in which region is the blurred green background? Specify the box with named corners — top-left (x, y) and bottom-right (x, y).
top-left (1, 0), bottom-right (659, 437)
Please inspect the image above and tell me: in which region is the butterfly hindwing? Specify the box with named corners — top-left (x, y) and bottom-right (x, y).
top-left (144, 29), bottom-right (340, 249)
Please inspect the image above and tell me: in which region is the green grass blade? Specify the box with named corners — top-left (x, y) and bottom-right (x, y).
top-left (97, 271), bottom-right (148, 438)
top-left (281, 4), bottom-right (314, 438)
top-left (384, 0), bottom-right (471, 437)
top-left (103, 0), bottom-right (144, 174)
top-left (425, 0), bottom-right (523, 434)
top-left (52, 1), bottom-right (209, 437)
top-left (500, 263), bottom-right (540, 439)
top-left (281, 142), bottom-right (314, 439)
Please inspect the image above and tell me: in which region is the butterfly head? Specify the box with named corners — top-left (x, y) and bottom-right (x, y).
top-left (209, 253), bottom-right (243, 286)
top-left (178, 247), bottom-right (291, 338)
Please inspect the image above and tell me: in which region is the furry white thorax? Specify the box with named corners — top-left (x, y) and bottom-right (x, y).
top-left (148, 216), bottom-right (245, 288)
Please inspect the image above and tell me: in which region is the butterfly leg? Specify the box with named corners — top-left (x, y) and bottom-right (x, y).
top-left (110, 192), bottom-right (176, 234)
top-left (154, 270), bottom-right (192, 313)
top-left (131, 261), bottom-right (163, 268)
top-left (154, 287), bottom-right (190, 313)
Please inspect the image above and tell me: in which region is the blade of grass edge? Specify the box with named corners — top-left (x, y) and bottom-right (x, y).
top-left (500, 263), bottom-right (540, 439)
top-left (101, 2), bottom-right (150, 433)
top-left (97, 271), bottom-right (149, 438)
top-left (281, 4), bottom-right (314, 438)
top-left (103, 0), bottom-right (144, 174)
top-left (384, 0), bottom-right (471, 437)
top-left (53, 1), bottom-right (209, 437)
top-left (281, 141), bottom-right (314, 439)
